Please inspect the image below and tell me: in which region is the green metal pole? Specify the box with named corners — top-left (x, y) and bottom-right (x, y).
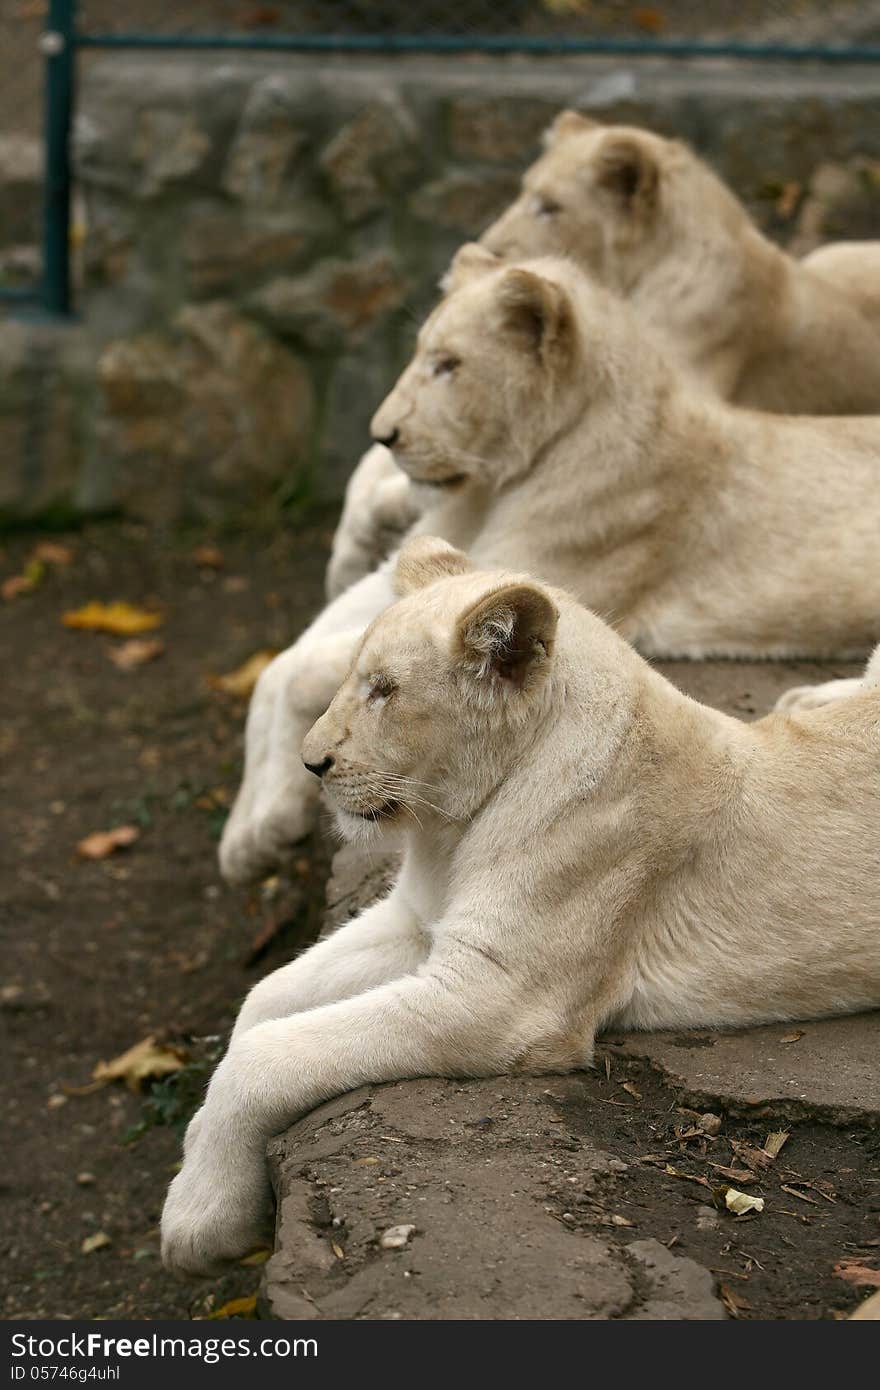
top-left (42, 0), bottom-right (75, 315)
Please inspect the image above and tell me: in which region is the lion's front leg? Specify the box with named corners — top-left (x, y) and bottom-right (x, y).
top-left (161, 958), bottom-right (520, 1277)
top-left (218, 559), bottom-right (398, 885)
top-left (326, 445), bottom-right (419, 600)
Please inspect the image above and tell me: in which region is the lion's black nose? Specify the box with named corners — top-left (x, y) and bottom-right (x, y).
top-left (303, 755), bottom-right (334, 779)
top-left (373, 427), bottom-right (399, 448)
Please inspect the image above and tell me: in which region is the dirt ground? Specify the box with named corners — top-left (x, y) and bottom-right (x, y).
top-left (1, 514), bottom-right (876, 1321)
top-left (1, 513), bottom-right (335, 1320)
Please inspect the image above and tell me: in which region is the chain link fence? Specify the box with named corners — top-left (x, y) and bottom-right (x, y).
top-left (73, 1), bottom-right (880, 45)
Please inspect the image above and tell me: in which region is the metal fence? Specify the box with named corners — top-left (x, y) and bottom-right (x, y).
top-left (3, 0), bottom-right (880, 318)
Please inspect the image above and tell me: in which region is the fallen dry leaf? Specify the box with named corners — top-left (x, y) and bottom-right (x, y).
top-left (620, 1080), bottom-right (642, 1101)
top-left (92, 1035), bottom-right (186, 1093)
top-left (2, 558), bottom-right (45, 600)
top-left (193, 544), bottom-right (224, 569)
top-left (109, 638), bottom-right (165, 671)
top-left (720, 1187), bottom-right (764, 1216)
top-left (729, 1140), bottom-right (772, 1172)
top-left (709, 1163), bottom-right (759, 1185)
top-left (634, 7), bottom-right (667, 34)
top-left (780, 1029), bottom-right (805, 1045)
top-left (208, 1293), bottom-right (258, 1320)
top-left (834, 1259), bottom-right (880, 1289)
top-left (32, 541), bottom-right (74, 566)
top-left (81, 1232), bottom-right (111, 1254)
top-left (76, 825), bottom-right (140, 860)
top-left (718, 1281), bottom-right (752, 1318)
top-left (2, 574), bottom-right (33, 601)
top-left (209, 650), bottom-right (277, 699)
top-left (239, 1248), bottom-right (271, 1267)
top-left (775, 180), bottom-right (802, 219)
top-left (763, 1130), bottom-right (790, 1159)
top-left (63, 601), bottom-right (163, 636)
top-left (664, 1164), bottom-right (711, 1191)
top-left (331, 1242), bottom-right (345, 1260)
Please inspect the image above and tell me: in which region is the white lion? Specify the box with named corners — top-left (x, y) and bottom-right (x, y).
top-left (220, 250), bottom-right (880, 886)
top-left (328, 112), bottom-right (880, 599)
top-left (162, 538), bottom-right (880, 1276)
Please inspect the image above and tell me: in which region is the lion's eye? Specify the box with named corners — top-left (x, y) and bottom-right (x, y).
top-left (533, 194), bottom-right (561, 219)
top-left (367, 675), bottom-right (396, 703)
top-left (432, 355), bottom-right (460, 378)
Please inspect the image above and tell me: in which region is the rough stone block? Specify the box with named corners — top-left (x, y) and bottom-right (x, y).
top-left (132, 108), bottom-right (213, 200)
top-left (320, 97), bottom-right (420, 224)
top-left (0, 135), bottom-right (42, 249)
top-left (449, 95), bottom-right (560, 163)
top-left (223, 75), bottom-right (311, 207)
top-left (409, 169), bottom-right (521, 234)
top-left (0, 318), bottom-right (95, 522)
top-left (182, 200), bottom-right (334, 296)
top-left (263, 1077), bottom-right (724, 1320)
top-left (96, 301), bottom-right (314, 524)
top-left (250, 252), bottom-right (408, 352)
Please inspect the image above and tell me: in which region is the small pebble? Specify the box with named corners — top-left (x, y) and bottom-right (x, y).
top-left (76, 1172), bottom-right (96, 1187)
top-left (379, 1223), bottom-right (416, 1250)
top-left (698, 1112), bottom-right (722, 1136)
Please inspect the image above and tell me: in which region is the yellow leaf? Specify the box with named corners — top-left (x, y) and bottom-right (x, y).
top-left (208, 1293), bottom-right (258, 1320)
top-left (239, 1248), bottom-right (271, 1267)
top-left (2, 560), bottom-right (44, 599)
top-left (92, 1035), bottom-right (186, 1093)
top-left (81, 1232), bottom-right (112, 1254)
top-left (63, 601), bottom-right (164, 635)
top-left (208, 650), bottom-right (277, 699)
top-left (76, 824), bottom-right (140, 860)
top-left (723, 1187), bottom-right (764, 1216)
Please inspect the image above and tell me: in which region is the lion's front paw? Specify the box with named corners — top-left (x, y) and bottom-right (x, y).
top-left (160, 1149), bottom-right (273, 1278)
top-left (219, 793), bottom-right (317, 887)
top-left (775, 677), bottom-right (863, 715)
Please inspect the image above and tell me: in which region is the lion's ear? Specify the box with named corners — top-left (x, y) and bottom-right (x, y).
top-left (594, 134), bottom-right (659, 215)
top-left (543, 109), bottom-right (599, 148)
top-left (495, 267), bottom-right (574, 363)
top-left (456, 582), bottom-right (558, 690)
top-left (394, 536), bottom-right (473, 596)
top-left (440, 242), bottom-right (502, 294)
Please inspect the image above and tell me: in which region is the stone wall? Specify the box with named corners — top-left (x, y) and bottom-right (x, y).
top-left (2, 55), bottom-right (880, 524)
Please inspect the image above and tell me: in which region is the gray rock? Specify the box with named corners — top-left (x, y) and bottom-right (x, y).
top-left (251, 252), bottom-right (407, 352)
top-left (263, 1077), bottom-right (725, 1320)
top-left (95, 301), bottom-right (314, 524)
top-left (320, 97), bottom-right (420, 224)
